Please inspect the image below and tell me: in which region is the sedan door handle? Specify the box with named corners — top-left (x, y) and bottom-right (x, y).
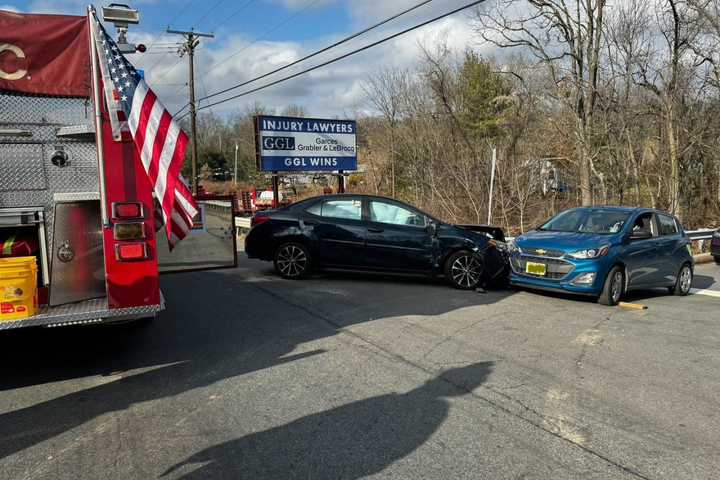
top-left (368, 227), bottom-right (384, 233)
top-left (303, 219), bottom-right (319, 226)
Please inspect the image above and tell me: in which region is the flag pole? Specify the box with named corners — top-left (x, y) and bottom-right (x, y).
top-left (88, 5), bottom-right (109, 226)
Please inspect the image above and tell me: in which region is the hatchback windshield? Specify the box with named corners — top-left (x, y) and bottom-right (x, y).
top-left (539, 208), bottom-right (630, 234)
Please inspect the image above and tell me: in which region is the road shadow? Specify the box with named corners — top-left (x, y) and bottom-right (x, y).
top-left (244, 258), bottom-right (517, 328)
top-left (162, 361), bottom-right (494, 480)
top-left (693, 274), bottom-right (716, 290)
top-left (0, 268), bottom-right (330, 460)
top-left (0, 260), bottom-right (510, 462)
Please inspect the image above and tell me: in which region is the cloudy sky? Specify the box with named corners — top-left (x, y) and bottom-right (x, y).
top-left (1, 0), bottom-right (486, 118)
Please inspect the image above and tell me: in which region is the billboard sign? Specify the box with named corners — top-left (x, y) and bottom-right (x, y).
top-left (255, 115), bottom-right (357, 172)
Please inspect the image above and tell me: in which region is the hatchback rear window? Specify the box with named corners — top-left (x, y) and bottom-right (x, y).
top-left (657, 214), bottom-right (679, 236)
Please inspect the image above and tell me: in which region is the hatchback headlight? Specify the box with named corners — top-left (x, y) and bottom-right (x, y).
top-left (507, 240), bottom-right (520, 254)
top-left (568, 245), bottom-right (610, 259)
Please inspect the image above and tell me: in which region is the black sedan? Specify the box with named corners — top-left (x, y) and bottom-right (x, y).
top-left (244, 194), bottom-right (508, 289)
top-left (712, 229), bottom-right (720, 264)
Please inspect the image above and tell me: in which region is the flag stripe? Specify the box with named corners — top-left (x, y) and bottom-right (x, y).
top-left (156, 122), bottom-right (182, 223)
top-left (139, 99), bottom-right (165, 171)
top-left (93, 16), bottom-right (199, 250)
top-left (147, 110), bottom-right (173, 188)
top-left (128, 80), bottom-right (148, 135)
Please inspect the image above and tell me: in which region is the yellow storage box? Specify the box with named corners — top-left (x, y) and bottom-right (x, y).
top-left (0, 256), bottom-right (38, 321)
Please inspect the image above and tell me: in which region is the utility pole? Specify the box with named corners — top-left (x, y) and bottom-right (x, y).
top-left (167, 28), bottom-right (214, 196)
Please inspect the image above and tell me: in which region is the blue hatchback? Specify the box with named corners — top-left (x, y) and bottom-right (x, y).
top-left (508, 207), bottom-right (694, 305)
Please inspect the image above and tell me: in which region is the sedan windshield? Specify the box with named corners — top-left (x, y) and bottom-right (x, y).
top-left (539, 209), bottom-right (629, 235)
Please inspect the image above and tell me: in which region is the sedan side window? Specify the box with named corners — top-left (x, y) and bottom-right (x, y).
top-left (657, 214), bottom-right (679, 236)
top-left (369, 201), bottom-right (426, 227)
top-left (309, 199), bottom-right (362, 220)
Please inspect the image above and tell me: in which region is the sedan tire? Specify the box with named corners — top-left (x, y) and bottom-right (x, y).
top-left (444, 250), bottom-right (484, 290)
top-left (714, 256), bottom-right (720, 265)
top-left (669, 263), bottom-right (693, 296)
top-left (274, 242), bottom-right (311, 279)
top-left (598, 266), bottom-right (624, 306)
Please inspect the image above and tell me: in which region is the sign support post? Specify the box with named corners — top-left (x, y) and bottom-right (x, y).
top-left (338, 171), bottom-right (345, 193)
top-left (272, 172), bottom-right (279, 208)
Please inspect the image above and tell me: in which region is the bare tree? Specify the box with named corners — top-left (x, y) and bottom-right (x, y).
top-left (362, 69), bottom-right (409, 197)
top-left (475, 0), bottom-right (608, 206)
top-left (634, 0), bottom-right (702, 220)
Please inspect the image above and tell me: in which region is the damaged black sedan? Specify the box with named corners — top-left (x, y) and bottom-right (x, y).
top-left (245, 194), bottom-right (508, 290)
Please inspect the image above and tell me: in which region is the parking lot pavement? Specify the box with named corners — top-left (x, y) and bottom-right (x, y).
top-left (691, 262), bottom-right (720, 296)
top-left (0, 259), bottom-right (718, 479)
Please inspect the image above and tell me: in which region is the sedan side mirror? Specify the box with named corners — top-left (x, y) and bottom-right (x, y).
top-left (427, 220), bottom-right (438, 236)
top-left (629, 230), bottom-right (653, 242)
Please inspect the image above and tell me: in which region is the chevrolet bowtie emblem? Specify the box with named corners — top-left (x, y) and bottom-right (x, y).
top-left (536, 249), bottom-right (547, 256)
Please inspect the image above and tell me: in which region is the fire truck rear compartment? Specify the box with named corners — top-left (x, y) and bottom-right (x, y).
top-left (1, 92), bottom-right (162, 329)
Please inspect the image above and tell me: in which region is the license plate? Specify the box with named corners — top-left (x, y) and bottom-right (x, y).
top-left (526, 261), bottom-right (547, 276)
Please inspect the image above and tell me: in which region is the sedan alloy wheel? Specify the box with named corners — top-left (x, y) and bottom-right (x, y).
top-left (274, 243), bottom-right (310, 279)
top-left (446, 251), bottom-right (484, 290)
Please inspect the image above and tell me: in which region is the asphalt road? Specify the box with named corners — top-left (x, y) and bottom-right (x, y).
top-left (0, 258), bottom-right (719, 479)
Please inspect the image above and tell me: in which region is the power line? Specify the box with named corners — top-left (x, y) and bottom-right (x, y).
top-left (199, 0), bottom-right (434, 102)
top-left (175, 102), bottom-right (190, 116)
top-left (142, 0), bottom-right (198, 71)
top-left (203, 0), bottom-right (322, 74)
top-left (197, 0), bottom-right (487, 112)
top-left (208, 0), bottom-right (255, 31)
top-left (149, 56), bottom-right (184, 84)
top-left (193, 0), bottom-right (228, 29)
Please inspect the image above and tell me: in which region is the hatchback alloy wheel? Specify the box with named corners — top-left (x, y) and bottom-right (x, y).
top-left (598, 265), bottom-right (624, 306)
top-left (671, 263), bottom-right (693, 296)
top-left (274, 243), bottom-right (309, 279)
top-left (610, 270), bottom-right (623, 304)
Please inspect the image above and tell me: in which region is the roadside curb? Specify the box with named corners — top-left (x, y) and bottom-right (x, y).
top-left (694, 253), bottom-right (713, 265)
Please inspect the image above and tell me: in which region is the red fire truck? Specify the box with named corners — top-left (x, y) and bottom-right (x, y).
top-left (0, 6), bottom-right (235, 330)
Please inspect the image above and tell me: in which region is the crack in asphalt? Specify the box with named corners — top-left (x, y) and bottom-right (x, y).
top-left (246, 280), bottom-right (655, 480)
top-left (574, 314), bottom-right (614, 370)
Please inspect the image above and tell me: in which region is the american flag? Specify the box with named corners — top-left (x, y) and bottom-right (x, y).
top-left (91, 15), bottom-right (198, 250)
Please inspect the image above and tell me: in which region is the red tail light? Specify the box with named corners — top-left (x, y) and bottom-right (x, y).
top-left (115, 242), bottom-right (148, 261)
top-left (251, 215), bottom-right (271, 228)
top-left (112, 202), bottom-right (143, 219)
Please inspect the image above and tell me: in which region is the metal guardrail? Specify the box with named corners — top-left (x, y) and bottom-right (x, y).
top-left (236, 216), bottom-right (251, 230)
top-left (687, 229), bottom-right (716, 241)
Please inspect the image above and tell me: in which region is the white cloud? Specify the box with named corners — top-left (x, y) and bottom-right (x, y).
top-left (125, 6), bottom-right (485, 119)
top-left (0, 4), bottom-right (20, 12)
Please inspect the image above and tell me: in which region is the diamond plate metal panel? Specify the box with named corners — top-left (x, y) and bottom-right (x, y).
top-left (0, 143), bottom-right (48, 191)
top-left (54, 192), bottom-right (100, 202)
top-left (0, 90), bottom-right (100, 256)
top-left (0, 295), bottom-right (165, 330)
top-left (0, 92), bottom-right (91, 126)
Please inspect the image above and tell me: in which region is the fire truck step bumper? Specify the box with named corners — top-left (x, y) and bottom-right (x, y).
top-left (0, 295), bottom-right (165, 331)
